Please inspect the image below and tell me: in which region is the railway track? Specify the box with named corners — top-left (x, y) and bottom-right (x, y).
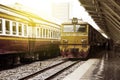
top-left (19, 60), bottom-right (80, 80)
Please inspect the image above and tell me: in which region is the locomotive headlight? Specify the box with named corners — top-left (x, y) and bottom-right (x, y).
top-left (81, 39), bottom-right (87, 47)
top-left (81, 39), bottom-right (84, 43)
top-left (63, 39), bottom-right (68, 43)
top-left (81, 39), bottom-right (86, 43)
top-left (81, 39), bottom-right (87, 43)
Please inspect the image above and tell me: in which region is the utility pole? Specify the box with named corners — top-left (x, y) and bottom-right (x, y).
top-left (72, 17), bottom-right (78, 49)
top-left (72, 17), bottom-right (78, 32)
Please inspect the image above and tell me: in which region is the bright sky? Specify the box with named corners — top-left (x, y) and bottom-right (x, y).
top-left (0, 0), bottom-right (51, 14)
top-left (0, 0), bottom-right (77, 24)
top-left (0, 0), bottom-right (74, 15)
top-left (0, 0), bottom-right (82, 18)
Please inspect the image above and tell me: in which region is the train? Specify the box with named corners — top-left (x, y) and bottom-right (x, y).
top-left (59, 18), bottom-right (107, 59)
top-left (0, 4), bottom-right (61, 67)
top-left (0, 4), bottom-right (108, 67)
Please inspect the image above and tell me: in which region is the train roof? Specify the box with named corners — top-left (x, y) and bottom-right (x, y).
top-left (0, 3), bottom-right (61, 26)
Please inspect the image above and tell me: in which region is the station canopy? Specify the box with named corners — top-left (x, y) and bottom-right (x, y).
top-left (79, 0), bottom-right (120, 42)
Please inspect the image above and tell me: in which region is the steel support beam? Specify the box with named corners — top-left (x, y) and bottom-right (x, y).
top-left (105, 15), bottom-right (120, 31)
top-left (106, 20), bottom-right (119, 38)
top-left (102, 7), bottom-right (120, 29)
top-left (108, 0), bottom-right (120, 12)
top-left (101, 2), bottom-right (120, 20)
top-left (87, 10), bottom-right (105, 15)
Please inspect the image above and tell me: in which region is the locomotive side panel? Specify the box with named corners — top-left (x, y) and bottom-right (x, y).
top-left (88, 25), bottom-right (107, 58)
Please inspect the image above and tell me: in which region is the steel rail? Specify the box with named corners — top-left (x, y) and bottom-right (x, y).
top-left (19, 60), bottom-right (68, 80)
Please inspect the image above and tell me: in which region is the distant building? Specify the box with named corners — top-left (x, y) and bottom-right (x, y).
top-left (52, 1), bottom-right (82, 23)
top-left (52, 2), bottom-right (70, 23)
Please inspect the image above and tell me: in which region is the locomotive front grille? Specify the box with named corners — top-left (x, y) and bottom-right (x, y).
top-left (70, 48), bottom-right (79, 53)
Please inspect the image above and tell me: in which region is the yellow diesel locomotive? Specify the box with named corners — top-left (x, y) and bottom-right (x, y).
top-left (60, 20), bottom-right (90, 59)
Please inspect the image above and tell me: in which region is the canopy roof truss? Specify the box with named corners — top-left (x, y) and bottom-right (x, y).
top-left (79, 0), bottom-right (120, 42)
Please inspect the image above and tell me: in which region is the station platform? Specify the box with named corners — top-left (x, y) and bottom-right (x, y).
top-left (63, 50), bottom-right (120, 80)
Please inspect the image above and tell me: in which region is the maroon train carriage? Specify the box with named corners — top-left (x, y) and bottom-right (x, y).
top-left (0, 4), bottom-right (61, 67)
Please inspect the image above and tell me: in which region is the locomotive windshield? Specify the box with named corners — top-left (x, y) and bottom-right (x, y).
top-left (63, 25), bottom-right (74, 32)
top-left (63, 24), bottom-right (87, 32)
top-left (76, 25), bottom-right (86, 32)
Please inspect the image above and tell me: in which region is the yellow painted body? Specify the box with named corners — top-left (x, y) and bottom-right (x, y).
top-left (60, 23), bottom-right (90, 58)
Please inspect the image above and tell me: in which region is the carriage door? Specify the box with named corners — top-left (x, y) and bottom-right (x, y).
top-left (28, 26), bottom-right (36, 57)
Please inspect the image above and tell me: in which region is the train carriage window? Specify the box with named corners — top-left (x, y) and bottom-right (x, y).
top-left (24, 24), bottom-right (27, 36)
top-left (55, 31), bottom-right (57, 38)
top-left (12, 22), bottom-right (16, 35)
top-left (5, 20), bottom-right (10, 34)
top-left (18, 23), bottom-right (22, 35)
top-left (51, 31), bottom-right (52, 38)
top-left (43, 29), bottom-right (45, 38)
top-left (76, 25), bottom-right (86, 32)
top-left (53, 31), bottom-right (55, 38)
top-left (46, 29), bottom-right (48, 38)
top-left (0, 19), bottom-right (2, 33)
top-left (48, 30), bottom-right (50, 38)
top-left (40, 28), bottom-right (42, 38)
top-left (63, 25), bottom-right (74, 32)
top-left (54, 31), bottom-right (56, 38)
top-left (57, 32), bottom-right (60, 39)
top-left (37, 28), bottom-right (40, 37)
